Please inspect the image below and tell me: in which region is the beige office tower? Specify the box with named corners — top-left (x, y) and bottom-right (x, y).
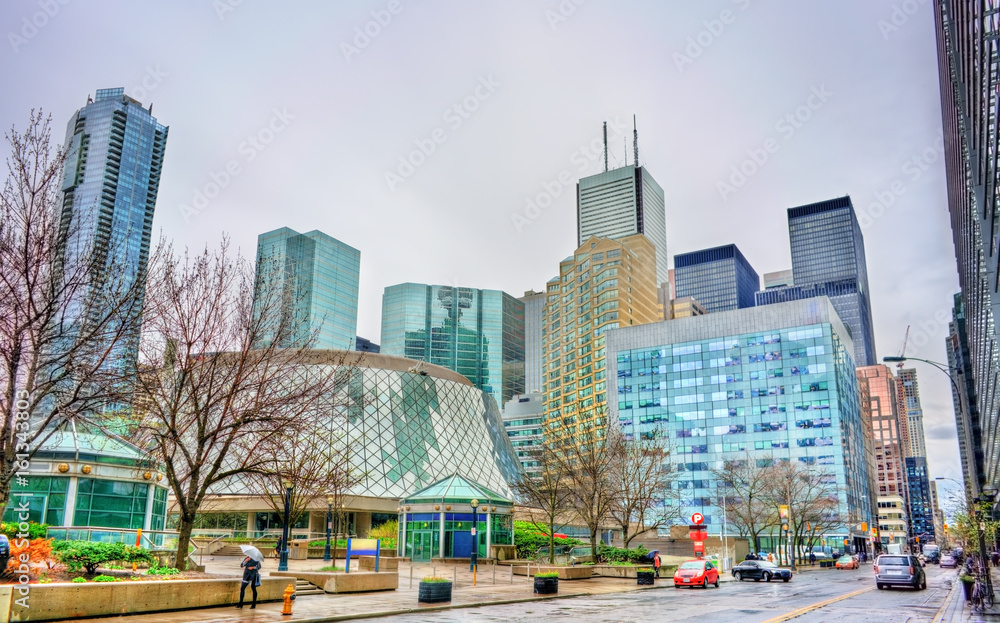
top-left (541, 234), bottom-right (660, 446)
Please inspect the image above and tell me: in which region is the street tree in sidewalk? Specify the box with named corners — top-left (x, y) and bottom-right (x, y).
top-left (132, 239), bottom-right (339, 570)
top-left (606, 425), bottom-right (679, 548)
top-left (712, 452), bottom-right (778, 554)
top-left (556, 414), bottom-right (618, 562)
top-left (0, 112), bottom-right (151, 514)
top-left (511, 440), bottom-right (575, 564)
top-left (765, 460), bottom-right (841, 570)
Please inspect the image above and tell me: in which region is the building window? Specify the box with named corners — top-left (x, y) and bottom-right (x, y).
top-left (74, 479), bottom-right (148, 529)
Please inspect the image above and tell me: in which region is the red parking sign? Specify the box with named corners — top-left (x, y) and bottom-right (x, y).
top-left (691, 513), bottom-right (704, 525)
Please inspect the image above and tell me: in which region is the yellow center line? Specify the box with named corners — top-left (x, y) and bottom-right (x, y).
top-left (761, 586), bottom-right (875, 623)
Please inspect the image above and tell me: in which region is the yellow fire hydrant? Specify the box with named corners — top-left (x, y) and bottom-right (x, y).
top-left (281, 583), bottom-right (295, 616)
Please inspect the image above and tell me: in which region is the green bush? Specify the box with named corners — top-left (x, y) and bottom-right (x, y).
top-left (71, 577), bottom-right (87, 583)
top-left (92, 575), bottom-right (116, 582)
top-left (598, 544), bottom-right (650, 564)
top-left (147, 567), bottom-right (180, 576)
top-left (54, 541), bottom-right (156, 574)
top-left (421, 576), bottom-right (451, 583)
top-left (316, 565), bottom-right (344, 572)
top-left (535, 571), bottom-right (559, 578)
top-left (513, 521), bottom-right (580, 559)
top-left (0, 522), bottom-right (48, 540)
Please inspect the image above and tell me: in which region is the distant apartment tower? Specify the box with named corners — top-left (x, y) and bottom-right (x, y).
top-left (897, 368), bottom-right (928, 458)
top-left (520, 290), bottom-right (546, 394)
top-left (756, 197), bottom-right (876, 366)
top-left (380, 284), bottom-right (525, 407)
top-left (252, 228), bottom-right (360, 350)
top-left (946, 293), bottom-right (985, 497)
top-left (542, 235), bottom-right (660, 444)
top-left (674, 244), bottom-right (759, 313)
top-left (576, 133), bottom-right (667, 284)
top-left (502, 392), bottom-right (544, 474)
top-left (59, 88), bottom-right (168, 373)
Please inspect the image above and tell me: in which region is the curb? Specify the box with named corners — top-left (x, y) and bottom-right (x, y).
top-left (931, 579), bottom-right (962, 623)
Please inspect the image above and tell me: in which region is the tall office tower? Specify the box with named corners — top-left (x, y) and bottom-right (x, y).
top-left (905, 457), bottom-right (935, 544)
top-left (674, 244), bottom-right (759, 313)
top-left (608, 297), bottom-right (873, 550)
top-left (755, 196), bottom-right (876, 366)
top-left (59, 88), bottom-right (168, 373)
top-left (856, 375), bottom-right (880, 542)
top-left (576, 125), bottom-right (667, 284)
top-left (946, 293), bottom-right (985, 497)
top-left (897, 368), bottom-right (928, 458)
top-left (935, 2), bottom-right (1000, 492)
top-left (856, 365), bottom-right (910, 548)
top-left (542, 235), bottom-right (660, 445)
top-left (252, 228), bottom-right (360, 350)
top-left (380, 284), bottom-right (525, 408)
top-left (519, 290), bottom-right (546, 394)
top-left (502, 392), bottom-right (544, 474)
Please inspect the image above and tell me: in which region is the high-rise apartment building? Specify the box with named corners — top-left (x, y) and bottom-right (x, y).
top-left (897, 368), bottom-right (927, 458)
top-left (542, 235), bottom-right (660, 444)
top-left (380, 284), bottom-right (525, 408)
top-left (935, 1), bottom-right (1000, 491)
top-left (905, 457), bottom-right (935, 544)
top-left (607, 297), bottom-right (873, 549)
top-left (252, 228), bottom-right (360, 350)
top-left (856, 365), bottom-right (910, 547)
top-left (502, 392), bottom-right (544, 474)
top-left (674, 244), bottom-right (759, 313)
top-left (755, 197), bottom-right (876, 366)
top-left (520, 290), bottom-right (546, 394)
top-left (59, 88), bottom-right (168, 373)
top-left (947, 293), bottom-right (985, 497)
top-left (577, 163), bottom-right (667, 284)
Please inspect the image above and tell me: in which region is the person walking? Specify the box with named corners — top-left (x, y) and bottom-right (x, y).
top-left (809, 551), bottom-right (816, 566)
top-left (274, 535), bottom-right (284, 560)
top-left (237, 555), bottom-right (262, 609)
top-left (768, 552), bottom-right (775, 564)
top-left (653, 552), bottom-right (661, 578)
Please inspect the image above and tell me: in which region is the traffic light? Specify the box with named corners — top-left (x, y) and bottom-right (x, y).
top-left (916, 536), bottom-right (920, 543)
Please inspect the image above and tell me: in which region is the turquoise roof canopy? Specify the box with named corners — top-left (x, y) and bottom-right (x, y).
top-left (402, 474), bottom-right (512, 506)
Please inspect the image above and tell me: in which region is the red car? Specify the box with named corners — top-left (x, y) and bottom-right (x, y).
top-left (674, 559), bottom-right (720, 588)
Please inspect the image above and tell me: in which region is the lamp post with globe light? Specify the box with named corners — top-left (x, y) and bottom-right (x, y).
top-left (278, 479), bottom-right (293, 572)
top-left (324, 496), bottom-right (333, 562)
top-left (470, 498), bottom-right (479, 585)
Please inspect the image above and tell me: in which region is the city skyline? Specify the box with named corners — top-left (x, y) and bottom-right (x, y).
top-left (0, 2), bottom-right (959, 494)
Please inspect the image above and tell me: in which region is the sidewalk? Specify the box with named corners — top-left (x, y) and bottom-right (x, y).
top-left (933, 568), bottom-right (1000, 623)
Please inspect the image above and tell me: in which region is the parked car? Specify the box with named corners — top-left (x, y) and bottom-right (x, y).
top-left (939, 554), bottom-right (957, 569)
top-left (673, 559), bottom-right (720, 588)
top-left (732, 560), bottom-right (793, 582)
top-left (874, 554), bottom-right (926, 590)
top-left (835, 555), bottom-right (859, 570)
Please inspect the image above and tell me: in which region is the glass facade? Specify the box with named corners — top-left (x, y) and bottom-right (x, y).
top-left (519, 290), bottom-right (546, 394)
top-left (577, 165), bottom-right (668, 284)
top-left (674, 244), bottom-right (760, 312)
top-left (380, 284), bottom-right (525, 407)
top-left (74, 479), bottom-right (149, 529)
top-left (605, 298), bottom-right (872, 535)
top-left (502, 392), bottom-right (544, 473)
top-left (253, 227), bottom-right (361, 350)
top-left (946, 293), bottom-right (985, 496)
top-left (897, 369), bottom-right (927, 457)
top-left (58, 88), bottom-right (168, 374)
top-left (905, 457), bottom-right (935, 542)
top-left (3, 476), bottom-right (69, 526)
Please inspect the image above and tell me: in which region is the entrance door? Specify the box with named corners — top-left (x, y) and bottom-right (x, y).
top-left (453, 531), bottom-right (473, 558)
top-left (413, 531), bottom-right (433, 562)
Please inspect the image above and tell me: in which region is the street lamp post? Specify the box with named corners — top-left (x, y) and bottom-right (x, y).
top-left (470, 498), bottom-right (479, 586)
top-left (324, 496), bottom-right (333, 562)
top-left (278, 479), bottom-right (293, 572)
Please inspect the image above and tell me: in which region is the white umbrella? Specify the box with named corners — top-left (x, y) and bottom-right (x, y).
top-left (240, 545), bottom-right (264, 562)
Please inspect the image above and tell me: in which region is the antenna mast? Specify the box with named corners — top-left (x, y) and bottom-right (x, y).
top-left (624, 138), bottom-right (628, 167)
top-left (633, 114), bottom-right (639, 168)
top-left (603, 121), bottom-right (608, 172)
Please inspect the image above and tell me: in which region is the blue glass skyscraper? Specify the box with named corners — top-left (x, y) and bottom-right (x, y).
top-left (905, 457), bottom-right (935, 543)
top-left (756, 196), bottom-right (876, 366)
top-left (252, 228), bottom-right (360, 350)
top-left (380, 284), bottom-right (525, 407)
top-left (674, 244), bottom-right (759, 313)
top-left (59, 88), bottom-right (168, 373)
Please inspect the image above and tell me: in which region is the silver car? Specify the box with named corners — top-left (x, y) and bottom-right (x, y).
top-left (875, 554), bottom-right (926, 590)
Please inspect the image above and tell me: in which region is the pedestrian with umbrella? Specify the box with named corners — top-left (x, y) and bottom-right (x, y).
top-left (237, 545), bottom-right (263, 610)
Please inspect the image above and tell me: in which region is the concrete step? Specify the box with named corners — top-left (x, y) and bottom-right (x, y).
top-left (294, 579), bottom-right (325, 596)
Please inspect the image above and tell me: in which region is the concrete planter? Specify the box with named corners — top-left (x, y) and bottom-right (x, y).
top-left (590, 565), bottom-right (656, 579)
top-left (636, 570), bottom-right (655, 585)
top-left (533, 577), bottom-right (558, 594)
top-left (359, 556), bottom-right (401, 572)
top-left (418, 580), bottom-right (452, 604)
top-left (270, 571), bottom-right (397, 593)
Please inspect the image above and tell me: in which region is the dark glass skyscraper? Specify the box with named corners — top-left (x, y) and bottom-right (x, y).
top-left (946, 293), bottom-right (985, 497)
top-left (755, 196), bottom-right (876, 366)
top-left (905, 457), bottom-right (935, 544)
top-left (674, 244), bottom-right (759, 313)
top-left (59, 88), bottom-right (168, 373)
top-left (380, 284), bottom-right (525, 407)
top-left (935, 0), bottom-right (1000, 492)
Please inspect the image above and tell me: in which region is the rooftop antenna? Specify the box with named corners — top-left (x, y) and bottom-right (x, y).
top-left (624, 138), bottom-right (628, 167)
top-left (603, 121), bottom-right (608, 172)
top-left (633, 114), bottom-right (639, 168)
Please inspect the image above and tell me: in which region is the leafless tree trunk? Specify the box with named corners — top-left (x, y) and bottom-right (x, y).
top-left (606, 425), bottom-right (677, 548)
top-left (133, 238), bottom-right (339, 569)
top-left (764, 460), bottom-right (840, 571)
top-left (512, 441), bottom-right (574, 564)
top-left (0, 111), bottom-right (149, 514)
top-left (711, 451), bottom-right (778, 554)
top-left (557, 425), bottom-right (618, 561)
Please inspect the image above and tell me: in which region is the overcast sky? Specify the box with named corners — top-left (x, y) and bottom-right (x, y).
top-left (1, 1), bottom-right (963, 499)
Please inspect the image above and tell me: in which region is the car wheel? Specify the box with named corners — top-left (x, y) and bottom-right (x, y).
top-left (877, 583), bottom-right (884, 590)
top-left (782, 577), bottom-right (790, 583)
top-left (764, 572), bottom-right (772, 582)
top-left (734, 572), bottom-right (742, 581)
top-left (919, 578), bottom-right (927, 590)
top-left (714, 579), bottom-right (720, 588)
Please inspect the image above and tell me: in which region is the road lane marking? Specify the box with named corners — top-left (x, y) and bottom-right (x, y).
top-left (760, 586), bottom-right (875, 623)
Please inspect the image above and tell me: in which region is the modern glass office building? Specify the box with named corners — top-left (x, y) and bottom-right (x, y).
top-left (754, 196), bottom-right (876, 366)
top-left (606, 297), bottom-right (873, 543)
top-left (674, 244), bottom-right (759, 313)
top-left (905, 457), bottom-right (935, 543)
top-left (380, 284), bottom-right (525, 408)
top-left (519, 290), bottom-right (546, 395)
top-left (577, 164), bottom-right (668, 284)
top-left (946, 293), bottom-right (985, 497)
top-left (502, 392), bottom-right (544, 474)
top-left (252, 228), bottom-right (360, 350)
top-left (58, 88), bottom-right (168, 373)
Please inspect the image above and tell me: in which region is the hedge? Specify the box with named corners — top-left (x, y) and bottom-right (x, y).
top-left (52, 541), bottom-right (156, 575)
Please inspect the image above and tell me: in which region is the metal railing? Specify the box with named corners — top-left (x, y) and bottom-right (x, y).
top-left (45, 527), bottom-right (179, 551)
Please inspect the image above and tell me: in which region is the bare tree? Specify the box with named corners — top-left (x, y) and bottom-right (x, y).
top-left (511, 440), bottom-right (574, 564)
top-left (557, 424), bottom-right (618, 561)
top-left (0, 112), bottom-right (149, 513)
top-left (132, 239), bottom-right (339, 569)
top-left (711, 452), bottom-right (777, 554)
top-left (606, 425), bottom-right (678, 548)
top-left (764, 460), bottom-right (840, 571)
